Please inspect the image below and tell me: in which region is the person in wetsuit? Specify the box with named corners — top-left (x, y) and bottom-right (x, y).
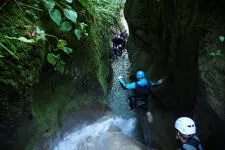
top-left (112, 32), bottom-right (128, 52)
top-left (117, 71), bottom-right (164, 113)
top-left (175, 117), bottom-right (203, 150)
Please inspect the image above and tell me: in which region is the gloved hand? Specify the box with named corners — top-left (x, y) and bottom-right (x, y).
top-left (117, 76), bottom-right (123, 79)
top-left (157, 79), bottom-right (164, 84)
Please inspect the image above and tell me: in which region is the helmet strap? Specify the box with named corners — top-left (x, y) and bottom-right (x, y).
top-left (178, 132), bottom-right (193, 143)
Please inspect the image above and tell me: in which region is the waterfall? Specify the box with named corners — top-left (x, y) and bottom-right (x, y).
top-left (51, 116), bottom-right (136, 150)
top-left (49, 52), bottom-right (143, 150)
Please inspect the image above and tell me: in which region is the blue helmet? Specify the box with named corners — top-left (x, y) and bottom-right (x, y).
top-left (136, 71), bottom-right (145, 79)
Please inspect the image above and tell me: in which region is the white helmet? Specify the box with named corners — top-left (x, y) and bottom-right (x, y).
top-left (175, 117), bottom-right (196, 135)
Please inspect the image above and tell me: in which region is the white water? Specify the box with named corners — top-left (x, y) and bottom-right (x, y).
top-left (51, 116), bottom-right (136, 150)
top-left (49, 43), bottom-right (138, 150)
top-left (50, 47), bottom-right (138, 150)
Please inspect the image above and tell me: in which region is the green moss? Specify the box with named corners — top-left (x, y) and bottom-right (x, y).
top-left (31, 76), bottom-right (72, 133)
top-left (0, 3), bottom-right (46, 88)
top-left (1, 1), bottom-right (115, 149)
top-left (26, 20), bottom-right (111, 149)
top-left (27, 75), bottom-right (107, 149)
top-left (88, 23), bottom-right (110, 95)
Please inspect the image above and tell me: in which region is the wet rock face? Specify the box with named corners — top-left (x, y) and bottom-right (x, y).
top-left (125, 0), bottom-right (225, 149)
top-left (125, 0), bottom-right (225, 119)
top-left (197, 32), bottom-right (225, 149)
top-left (103, 125), bottom-right (147, 150)
top-left (125, 0), bottom-right (200, 112)
top-left (199, 32), bottom-right (225, 120)
top-left (103, 133), bottom-right (147, 150)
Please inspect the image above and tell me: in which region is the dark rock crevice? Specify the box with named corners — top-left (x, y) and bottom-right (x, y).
top-left (124, 0), bottom-right (225, 149)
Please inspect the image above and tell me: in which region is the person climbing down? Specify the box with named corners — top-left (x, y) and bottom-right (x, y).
top-left (110, 45), bottom-right (122, 62)
top-left (112, 31), bottom-right (127, 51)
top-left (117, 71), bottom-right (163, 121)
top-left (175, 117), bottom-right (203, 150)
top-left (112, 44), bottom-right (123, 56)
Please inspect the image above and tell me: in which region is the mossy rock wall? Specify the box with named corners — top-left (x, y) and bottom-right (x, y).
top-left (0, 1), bottom-right (47, 127)
top-left (0, 1), bottom-right (111, 150)
top-left (125, 0), bottom-right (225, 117)
top-left (125, 0), bottom-right (225, 149)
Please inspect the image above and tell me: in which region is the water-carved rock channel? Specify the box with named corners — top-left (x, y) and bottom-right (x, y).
top-left (46, 51), bottom-right (148, 150)
top-left (1, 0), bottom-right (225, 149)
top-left (41, 4), bottom-right (154, 149)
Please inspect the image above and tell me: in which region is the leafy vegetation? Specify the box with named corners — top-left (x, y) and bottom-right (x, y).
top-left (0, 0), bottom-right (121, 149)
top-left (38, 0), bottom-right (120, 73)
top-left (42, 0), bottom-right (88, 39)
top-left (0, 0), bottom-right (121, 87)
top-left (0, 5), bottom-right (45, 88)
top-left (40, 0), bottom-right (87, 73)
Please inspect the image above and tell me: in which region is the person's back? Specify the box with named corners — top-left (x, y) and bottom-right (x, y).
top-left (133, 79), bottom-right (151, 98)
top-left (118, 71), bottom-right (163, 111)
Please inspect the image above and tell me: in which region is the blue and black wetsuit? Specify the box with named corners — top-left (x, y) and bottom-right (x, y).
top-left (178, 135), bottom-right (203, 150)
top-left (111, 35), bottom-right (125, 57)
top-left (112, 34), bottom-right (126, 51)
top-left (118, 78), bottom-right (160, 111)
top-left (112, 45), bottom-right (122, 56)
top-left (112, 35), bottom-right (124, 45)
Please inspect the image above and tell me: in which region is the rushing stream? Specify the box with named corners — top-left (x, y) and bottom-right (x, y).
top-left (50, 116), bottom-right (136, 150)
top-left (49, 52), bottom-right (144, 150)
top-left (108, 52), bottom-right (133, 117)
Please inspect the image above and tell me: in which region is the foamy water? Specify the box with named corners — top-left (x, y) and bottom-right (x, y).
top-left (51, 116), bottom-right (136, 150)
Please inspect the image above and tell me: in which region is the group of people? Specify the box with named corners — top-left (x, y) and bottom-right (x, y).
top-left (111, 31), bottom-right (128, 59)
top-left (117, 71), bottom-right (203, 150)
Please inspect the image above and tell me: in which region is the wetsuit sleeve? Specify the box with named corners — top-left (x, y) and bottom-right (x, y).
top-left (149, 81), bottom-right (161, 87)
top-left (118, 78), bottom-right (136, 90)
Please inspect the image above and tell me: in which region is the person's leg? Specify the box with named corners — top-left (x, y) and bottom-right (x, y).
top-left (122, 42), bottom-right (125, 50)
top-left (141, 104), bottom-right (149, 112)
top-left (112, 47), bottom-right (118, 57)
top-left (118, 47), bottom-right (123, 56)
top-left (128, 95), bottom-right (135, 111)
top-left (143, 101), bottom-right (153, 123)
